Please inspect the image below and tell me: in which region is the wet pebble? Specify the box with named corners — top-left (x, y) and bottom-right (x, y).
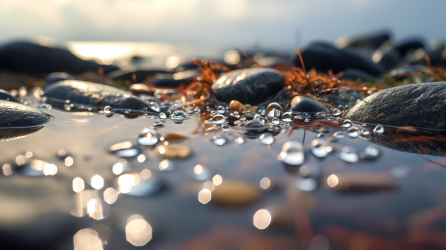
top-left (212, 180), bottom-right (261, 207)
top-left (0, 100), bottom-right (50, 128)
top-left (343, 82), bottom-right (446, 129)
top-left (290, 96), bottom-right (330, 114)
top-left (0, 89), bottom-right (21, 103)
top-left (327, 173), bottom-right (397, 191)
top-left (213, 68), bottom-right (284, 105)
top-left (157, 144), bottom-right (191, 159)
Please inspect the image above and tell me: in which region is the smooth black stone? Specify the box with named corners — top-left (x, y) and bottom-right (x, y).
top-left (244, 120), bottom-right (268, 132)
top-left (110, 70), bottom-right (170, 83)
top-left (361, 130), bottom-right (446, 157)
top-left (378, 48), bottom-right (402, 70)
top-left (43, 80), bottom-right (151, 111)
top-left (0, 41), bottom-right (119, 74)
top-left (0, 100), bottom-right (50, 128)
top-left (0, 89), bottom-right (20, 103)
top-left (339, 69), bottom-right (372, 82)
top-left (45, 72), bottom-right (74, 85)
top-left (344, 82), bottom-right (446, 129)
top-left (294, 43), bottom-right (385, 76)
top-left (394, 38), bottom-right (425, 57)
top-left (290, 96), bottom-right (330, 113)
top-left (336, 31), bottom-right (391, 51)
top-left (153, 69), bottom-right (200, 88)
top-left (213, 68), bottom-right (284, 105)
top-left (411, 44), bottom-right (446, 67)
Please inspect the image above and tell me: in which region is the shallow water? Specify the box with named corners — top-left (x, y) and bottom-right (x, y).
top-left (1, 104), bottom-right (446, 250)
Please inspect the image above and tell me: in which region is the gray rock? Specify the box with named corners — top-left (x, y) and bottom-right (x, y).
top-left (43, 80), bottom-right (153, 111)
top-left (213, 68), bottom-right (284, 105)
top-left (0, 90), bottom-right (20, 103)
top-left (0, 100), bottom-right (50, 128)
top-left (344, 82), bottom-right (446, 129)
top-left (290, 96), bottom-right (330, 113)
top-left (362, 131), bottom-right (446, 156)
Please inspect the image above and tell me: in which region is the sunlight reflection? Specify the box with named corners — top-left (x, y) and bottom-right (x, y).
top-left (65, 156), bottom-right (74, 167)
top-left (43, 163), bottom-right (58, 176)
top-left (260, 177), bottom-right (271, 190)
top-left (141, 169), bottom-right (151, 179)
top-left (203, 180), bottom-right (215, 192)
top-left (103, 187), bottom-right (117, 204)
top-left (91, 175), bottom-right (104, 190)
top-left (73, 177), bottom-right (85, 193)
top-left (253, 209), bottom-right (271, 229)
top-left (198, 189), bottom-right (212, 204)
top-left (126, 214), bottom-right (153, 246)
top-left (2, 164), bottom-right (12, 176)
top-left (213, 174), bottom-right (223, 186)
top-left (327, 174), bottom-right (339, 188)
top-left (73, 228), bottom-right (103, 250)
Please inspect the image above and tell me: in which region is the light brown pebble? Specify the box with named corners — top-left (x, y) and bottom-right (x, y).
top-left (129, 83), bottom-right (155, 95)
top-left (157, 144), bottom-right (191, 159)
top-left (161, 133), bottom-right (188, 142)
top-left (327, 173), bottom-right (397, 191)
top-left (212, 180), bottom-right (261, 207)
top-left (229, 100), bottom-right (246, 113)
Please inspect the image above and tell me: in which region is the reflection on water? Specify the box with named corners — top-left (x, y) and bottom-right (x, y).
top-left (2, 97), bottom-right (446, 249)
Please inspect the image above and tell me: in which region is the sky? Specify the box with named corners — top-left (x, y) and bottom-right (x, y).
top-left (0, 0), bottom-right (445, 51)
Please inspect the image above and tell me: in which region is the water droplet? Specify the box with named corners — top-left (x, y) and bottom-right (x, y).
top-left (333, 131), bottom-right (345, 139)
top-left (212, 135), bottom-right (227, 146)
top-left (212, 114), bottom-right (227, 125)
top-left (234, 137), bottom-right (245, 144)
top-left (347, 127), bottom-right (359, 138)
top-left (360, 129), bottom-right (370, 136)
top-left (279, 141), bottom-right (304, 165)
top-left (266, 102), bottom-right (283, 118)
top-left (302, 112), bottom-right (311, 118)
top-left (37, 104), bottom-right (52, 110)
top-left (149, 102), bottom-right (160, 112)
top-left (271, 117), bottom-right (280, 125)
top-left (110, 142), bottom-right (141, 158)
top-left (159, 112), bottom-right (166, 119)
top-left (296, 177), bottom-right (318, 192)
top-left (239, 115), bottom-right (246, 121)
top-left (373, 124), bottom-right (385, 134)
top-left (281, 111), bottom-right (294, 123)
top-left (245, 120), bottom-right (268, 132)
top-left (170, 110), bottom-right (186, 122)
top-left (154, 119), bottom-right (164, 127)
top-left (332, 109), bottom-right (341, 116)
top-left (304, 118), bottom-right (310, 123)
top-left (340, 146), bottom-right (358, 163)
top-left (220, 124), bottom-right (231, 131)
top-left (137, 128), bottom-right (159, 146)
top-left (310, 139), bottom-right (328, 158)
top-left (337, 105), bottom-right (345, 111)
top-left (217, 106), bottom-right (226, 114)
top-left (233, 111), bottom-right (239, 115)
top-left (364, 146), bottom-right (379, 159)
top-left (341, 119), bottom-right (352, 128)
top-left (172, 104), bottom-right (186, 112)
top-left (259, 134), bottom-right (274, 145)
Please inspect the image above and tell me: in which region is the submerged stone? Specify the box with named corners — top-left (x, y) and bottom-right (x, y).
top-left (343, 82), bottom-right (446, 129)
top-left (0, 90), bottom-right (20, 103)
top-left (290, 96), bottom-right (330, 114)
top-left (43, 80), bottom-right (153, 111)
top-left (0, 100), bottom-right (50, 128)
top-left (212, 68), bottom-right (284, 105)
top-left (212, 180), bottom-right (261, 207)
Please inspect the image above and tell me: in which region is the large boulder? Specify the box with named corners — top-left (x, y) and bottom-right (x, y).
top-left (344, 82), bottom-right (446, 129)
